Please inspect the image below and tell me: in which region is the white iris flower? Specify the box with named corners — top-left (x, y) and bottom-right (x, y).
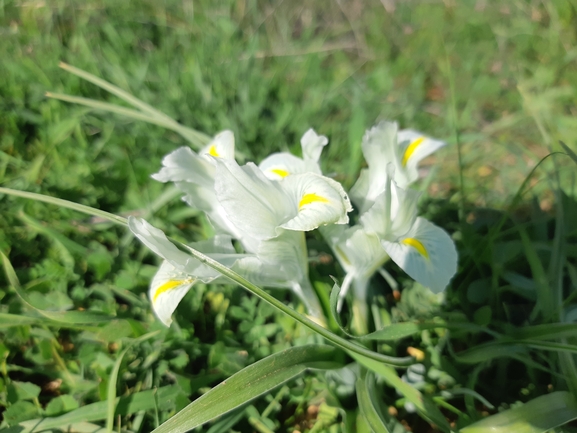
top-left (212, 156), bottom-right (352, 318)
top-left (359, 164), bottom-right (457, 293)
top-left (350, 121), bottom-right (446, 213)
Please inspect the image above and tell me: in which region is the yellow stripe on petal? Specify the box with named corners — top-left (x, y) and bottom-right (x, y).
top-left (401, 136), bottom-right (425, 167)
top-left (401, 237), bottom-right (429, 258)
top-left (299, 193), bottom-right (329, 209)
top-left (153, 279), bottom-right (194, 303)
top-left (270, 168), bottom-right (290, 178)
top-left (208, 144), bottom-right (220, 157)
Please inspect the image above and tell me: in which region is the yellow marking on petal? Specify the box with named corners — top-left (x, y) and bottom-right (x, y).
top-left (401, 136), bottom-right (425, 167)
top-left (299, 193), bottom-right (329, 209)
top-left (208, 144), bottom-right (220, 157)
top-left (270, 168), bottom-right (290, 178)
top-left (401, 237), bottom-right (429, 258)
top-left (153, 279), bottom-right (193, 303)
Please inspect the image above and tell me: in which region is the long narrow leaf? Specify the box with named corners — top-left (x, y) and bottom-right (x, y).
top-left (57, 62), bottom-right (211, 146)
top-left (58, 62), bottom-right (177, 124)
top-left (356, 370), bottom-right (392, 433)
top-left (106, 332), bottom-right (160, 432)
top-left (350, 353), bottom-right (451, 432)
top-left (461, 392), bottom-right (577, 433)
top-left (45, 93), bottom-right (208, 148)
top-left (0, 187), bottom-right (127, 226)
top-left (14, 385), bottom-right (185, 432)
top-left (152, 345), bottom-right (344, 433)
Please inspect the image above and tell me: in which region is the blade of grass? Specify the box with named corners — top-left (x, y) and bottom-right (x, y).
top-left (106, 332), bottom-right (160, 433)
top-left (45, 92), bottom-right (207, 148)
top-left (58, 62), bottom-right (178, 124)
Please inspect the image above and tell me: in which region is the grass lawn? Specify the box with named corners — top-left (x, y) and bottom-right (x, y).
top-left (1, 0), bottom-right (577, 431)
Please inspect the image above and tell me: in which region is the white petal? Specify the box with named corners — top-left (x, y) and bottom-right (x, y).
top-left (199, 130), bottom-right (235, 160)
top-left (360, 177), bottom-right (420, 240)
top-left (149, 261), bottom-right (196, 326)
top-left (128, 216), bottom-right (197, 272)
top-left (214, 159), bottom-right (291, 239)
top-left (280, 173), bottom-right (352, 232)
top-left (256, 230), bottom-right (307, 283)
top-left (321, 225), bottom-right (386, 277)
top-left (397, 129), bottom-right (446, 174)
top-left (300, 128), bottom-right (328, 162)
top-left (259, 152), bottom-right (312, 180)
top-left (381, 217), bottom-right (457, 293)
top-left (175, 181), bottom-right (247, 239)
top-left (361, 121), bottom-right (406, 188)
top-left (349, 168), bottom-right (371, 213)
top-left (128, 217), bottom-right (232, 279)
top-left (151, 147), bottom-right (214, 189)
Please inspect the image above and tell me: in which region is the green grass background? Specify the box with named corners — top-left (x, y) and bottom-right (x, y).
top-left (1, 0), bottom-right (577, 431)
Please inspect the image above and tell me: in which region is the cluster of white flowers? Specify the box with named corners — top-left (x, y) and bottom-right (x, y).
top-left (128, 121), bottom-right (457, 327)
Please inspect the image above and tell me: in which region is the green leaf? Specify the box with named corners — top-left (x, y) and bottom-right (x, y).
top-left (559, 141), bottom-right (577, 165)
top-left (152, 345), bottom-right (344, 433)
top-left (1, 250), bottom-right (116, 325)
top-left (45, 395), bottom-right (79, 416)
top-left (452, 341), bottom-right (528, 364)
top-left (350, 352), bottom-right (451, 432)
top-left (7, 381), bottom-right (41, 402)
top-left (0, 314), bottom-right (40, 328)
top-left (3, 401), bottom-right (39, 425)
top-left (356, 370), bottom-right (392, 433)
top-left (0, 187), bottom-right (128, 226)
top-left (106, 331), bottom-right (160, 432)
top-left (510, 323), bottom-right (577, 340)
top-left (15, 385), bottom-right (186, 432)
top-left (461, 392), bottom-right (577, 433)
top-left (329, 281), bottom-right (439, 341)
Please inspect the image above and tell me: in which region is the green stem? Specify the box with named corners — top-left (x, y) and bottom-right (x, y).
top-left (178, 242), bottom-right (413, 366)
top-left (0, 187), bottom-right (413, 367)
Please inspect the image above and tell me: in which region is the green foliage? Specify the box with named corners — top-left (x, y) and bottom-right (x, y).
top-left (2, 0), bottom-right (577, 432)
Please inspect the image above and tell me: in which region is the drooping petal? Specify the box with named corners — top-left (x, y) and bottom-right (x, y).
top-left (381, 217), bottom-right (457, 293)
top-left (199, 130), bottom-right (235, 160)
top-left (300, 128), bottom-right (328, 162)
top-left (280, 173), bottom-right (352, 232)
top-left (128, 217), bottom-right (239, 279)
top-left (149, 260), bottom-right (196, 326)
top-left (128, 216), bottom-right (199, 273)
top-left (259, 152), bottom-right (314, 180)
top-left (213, 159), bottom-right (292, 240)
top-left (151, 147), bottom-right (214, 188)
